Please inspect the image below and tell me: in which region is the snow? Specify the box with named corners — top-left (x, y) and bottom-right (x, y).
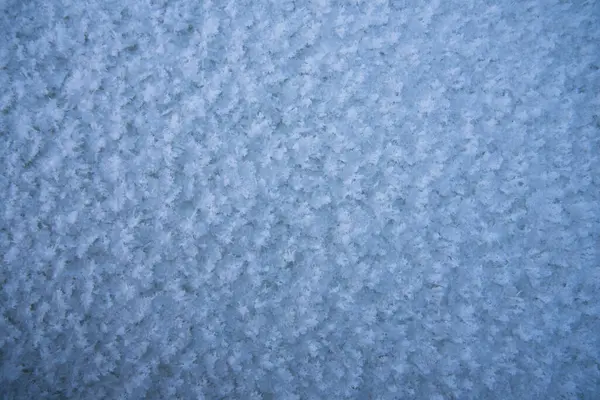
top-left (1, 0), bottom-right (599, 398)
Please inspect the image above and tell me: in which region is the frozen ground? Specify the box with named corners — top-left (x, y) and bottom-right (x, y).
top-left (1, 0), bottom-right (599, 398)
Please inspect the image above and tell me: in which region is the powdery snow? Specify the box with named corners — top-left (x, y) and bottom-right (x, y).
top-left (1, 0), bottom-right (599, 398)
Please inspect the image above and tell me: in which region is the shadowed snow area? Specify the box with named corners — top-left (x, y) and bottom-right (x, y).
top-left (1, 0), bottom-right (599, 398)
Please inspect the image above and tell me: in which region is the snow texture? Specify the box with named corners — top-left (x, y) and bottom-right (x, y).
top-left (1, 0), bottom-right (599, 398)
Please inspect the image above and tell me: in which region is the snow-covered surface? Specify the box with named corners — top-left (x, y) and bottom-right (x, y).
top-left (1, 0), bottom-right (599, 398)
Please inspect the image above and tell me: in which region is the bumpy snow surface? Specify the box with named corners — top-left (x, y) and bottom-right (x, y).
top-left (1, 0), bottom-right (599, 398)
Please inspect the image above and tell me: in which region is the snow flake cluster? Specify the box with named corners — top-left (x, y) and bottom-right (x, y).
top-left (1, 0), bottom-right (599, 398)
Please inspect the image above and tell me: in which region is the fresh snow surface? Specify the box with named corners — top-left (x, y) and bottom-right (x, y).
top-left (1, 0), bottom-right (599, 398)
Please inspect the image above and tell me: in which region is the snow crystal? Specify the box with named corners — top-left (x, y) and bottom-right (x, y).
top-left (1, 0), bottom-right (599, 398)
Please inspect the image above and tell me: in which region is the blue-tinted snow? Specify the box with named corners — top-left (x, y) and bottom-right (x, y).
top-left (1, 0), bottom-right (599, 398)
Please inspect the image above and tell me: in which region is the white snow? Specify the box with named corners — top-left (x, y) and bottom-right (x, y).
top-left (1, 0), bottom-right (599, 398)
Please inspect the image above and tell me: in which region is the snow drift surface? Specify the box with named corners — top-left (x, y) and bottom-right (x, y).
top-left (1, 0), bottom-right (599, 398)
